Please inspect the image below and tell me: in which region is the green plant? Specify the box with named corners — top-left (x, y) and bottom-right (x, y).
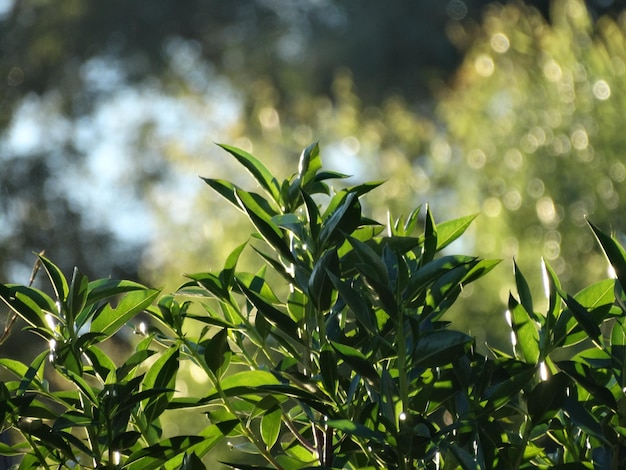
top-left (2, 143), bottom-right (626, 469)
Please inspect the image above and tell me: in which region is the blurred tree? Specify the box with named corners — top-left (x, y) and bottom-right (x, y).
top-left (0, 0), bottom-right (624, 337)
top-left (433, 0), bottom-right (626, 343)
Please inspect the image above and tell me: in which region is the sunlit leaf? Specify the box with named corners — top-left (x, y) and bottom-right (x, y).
top-left (435, 213), bottom-right (478, 251)
top-left (218, 143), bottom-right (282, 204)
top-left (91, 288), bottom-right (160, 339)
top-left (508, 294), bottom-right (540, 364)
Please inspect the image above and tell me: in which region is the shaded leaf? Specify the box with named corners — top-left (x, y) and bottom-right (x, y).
top-left (414, 330), bottom-right (473, 368)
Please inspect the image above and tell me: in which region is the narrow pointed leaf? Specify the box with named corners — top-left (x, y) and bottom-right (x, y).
top-left (589, 220), bottom-right (626, 293)
top-left (218, 143), bottom-right (281, 203)
top-left (37, 254), bottom-right (69, 302)
top-left (435, 214), bottom-right (478, 251)
top-left (508, 294), bottom-right (540, 364)
top-left (235, 188), bottom-right (291, 259)
top-left (298, 142), bottom-right (322, 189)
top-left (513, 260), bottom-right (534, 318)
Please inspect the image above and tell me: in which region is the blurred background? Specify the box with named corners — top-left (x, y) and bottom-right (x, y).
top-left (2, 0), bottom-right (626, 351)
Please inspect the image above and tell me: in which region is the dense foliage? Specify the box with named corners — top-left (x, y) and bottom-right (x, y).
top-left (2, 144), bottom-right (626, 469)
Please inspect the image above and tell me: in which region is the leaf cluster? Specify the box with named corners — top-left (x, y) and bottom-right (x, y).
top-left (1, 143), bottom-right (626, 469)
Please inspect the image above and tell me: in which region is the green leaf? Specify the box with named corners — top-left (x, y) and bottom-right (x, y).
top-left (404, 255), bottom-right (476, 303)
top-left (0, 284), bottom-right (48, 328)
top-left (260, 405), bottom-right (281, 449)
top-left (201, 177), bottom-right (242, 210)
top-left (557, 361), bottom-right (617, 411)
top-left (204, 329), bottom-right (231, 379)
top-left (508, 294), bottom-right (540, 364)
top-left (435, 214), bottom-right (478, 251)
top-left (319, 345), bottom-right (339, 397)
top-left (125, 436), bottom-right (206, 470)
top-left (83, 346), bottom-right (116, 383)
top-left (220, 242), bottom-right (247, 291)
top-left (237, 281), bottom-right (300, 341)
top-left (37, 254), bottom-right (69, 303)
top-left (319, 192), bottom-right (362, 249)
top-left (331, 341), bottom-right (379, 386)
top-left (588, 220), bottom-right (626, 293)
top-left (142, 346), bottom-right (179, 424)
top-left (421, 205), bottom-right (437, 265)
top-left (91, 288), bottom-right (160, 339)
top-left (328, 272), bottom-right (376, 334)
top-left (298, 142), bottom-right (322, 189)
top-left (554, 279), bottom-right (615, 347)
top-left (447, 444), bottom-right (479, 470)
top-left (413, 330), bottom-right (473, 368)
top-left (201, 370), bottom-right (282, 402)
top-left (513, 260), bottom-right (534, 317)
top-left (308, 248), bottom-right (339, 311)
top-left (235, 188), bottom-right (292, 259)
top-left (325, 419), bottom-right (384, 442)
top-left (218, 143), bottom-right (282, 204)
top-left (180, 452), bottom-right (206, 470)
top-left (85, 278), bottom-right (150, 304)
top-left (561, 293), bottom-right (602, 345)
top-left (527, 372), bottom-right (571, 424)
top-left (67, 267), bottom-right (88, 326)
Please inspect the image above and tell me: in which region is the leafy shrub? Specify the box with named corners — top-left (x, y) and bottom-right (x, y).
top-left (1, 143), bottom-right (626, 469)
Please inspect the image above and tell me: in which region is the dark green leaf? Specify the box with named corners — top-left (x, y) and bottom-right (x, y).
top-left (528, 372), bottom-right (571, 424)
top-left (562, 293), bottom-right (602, 345)
top-left (237, 281), bottom-right (300, 341)
top-left (319, 345), bottom-right (339, 397)
top-left (308, 249), bottom-right (339, 311)
top-left (421, 206), bottom-right (437, 265)
top-left (67, 267), bottom-right (88, 326)
top-left (328, 272), bottom-right (376, 334)
top-left (325, 419), bottom-right (384, 442)
top-left (414, 330), bottom-right (473, 368)
top-left (588, 220), bottom-right (626, 293)
top-left (85, 278), bottom-right (150, 305)
top-left (556, 361), bottom-right (617, 411)
top-left (235, 188), bottom-right (291, 259)
top-left (204, 329), bottom-right (231, 379)
top-left (319, 192), bottom-right (361, 249)
top-left (180, 452), bottom-right (206, 470)
top-left (125, 436), bottom-right (206, 470)
top-left (142, 346), bottom-right (179, 424)
top-left (513, 260), bottom-right (534, 317)
top-left (331, 341), bottom-right (379, 386)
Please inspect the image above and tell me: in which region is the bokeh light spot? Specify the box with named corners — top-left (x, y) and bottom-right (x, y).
top-left (474, 54), bottom-right (494, 77)
top-left (592, 80), bottom-right (611, 100)
top-left (490, 33), bottom-right (510, 53)
top-left (536, 196), bottom-right (556, 225)
top-left (467, 148), bottom-right (486, 169)
top-left (446, 0), bottom-right (468, 21)
top-left (570, 129), bottom-right (588, 150)
top-left (483, 197), bottom-right (502, 217)
top-left (543, 60), bottom-right (562, 82)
